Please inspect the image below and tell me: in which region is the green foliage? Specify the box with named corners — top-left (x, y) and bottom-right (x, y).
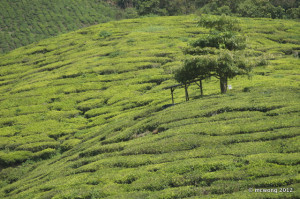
top-left (237, 0), bottom-right (285, 19)
top-left (61, 139), bottom-right (81, 152)
top-left (32, 148), bottom-right (57, 160)
top-left (175, 55), bottom-right (211, 83)
top-left (0, 15), bottom-right (299, 199)
top-left (286, 6), bottom-right (300, 19)
top-left (15, 142), bottom-right (60, 152)
top-left (1, 0), bottom-right (299, 54)
top-left (176, 15), bottom-right (252, 94)
top-left (198, 15), bottom-right (241, 32)
top-left (99, 30), bottom-right (112, 39)
top-left (0, 0), bottom-right (122, 53)
top-left (0, 151), bottom-right (33, 166)
top-left (113, 0), bottom-right (300, 19)
top-left (190, 31), bottom-right (246, 51)
top-left (180, 51), bottom-right (252, 80)
top-left (197, 0), bottom-right (299, 19)
top-left (123, 7), bottom-right (139, 19)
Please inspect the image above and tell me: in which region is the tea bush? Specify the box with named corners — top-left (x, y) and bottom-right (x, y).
top-left (32, 148), bottom-right (57, 160)
top-left (0, 15), bottom-right (299, 198)
top-left (0, 151), bottom-right (33, 166)
top-left (0, 0), bottom-right (122, 53)
top-left (61, 139), bottom-right (81, 152)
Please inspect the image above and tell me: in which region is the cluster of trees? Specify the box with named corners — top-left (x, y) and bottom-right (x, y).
top-left (175, 15), bottom-right (254, 95)
top-left (110, 0), bottom-right (300, 19)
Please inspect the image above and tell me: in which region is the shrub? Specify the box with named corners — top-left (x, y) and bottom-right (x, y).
top-left (32, 148), bottom-right (56, 160)
top-left (15, 142), bottom-right (60, 152)
top-left (127, 38), bottom-right (136, 45)
top-left (131, 173), bottom-right (174, 191)
top-left (124, 7), bottom-right (139, 19)
top-left (0, 151), bottom-right (33, 166)
top-left (77, 98), bottom-right (106, 113)
top-left (61, 139), bottom-right (81, 152)
top-left (237, 0), bottom-right (285, 19)
top-left (99, 30), bottom-right (112, 38)
top-left (286, 7), bottom-right (300, 19)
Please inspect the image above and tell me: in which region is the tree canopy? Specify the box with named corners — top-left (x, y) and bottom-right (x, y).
top-left (175, 15), bottom-right (254, 94)
top-left (111, 0), bottom-right (299, 19)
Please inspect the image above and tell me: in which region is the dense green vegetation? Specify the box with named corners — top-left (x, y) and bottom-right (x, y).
top-left (0, 15), bottom-right (299, 198)
top-left (112, 0), bottom-right (300, 18)
top-left (1, 0), bottom-right (299, 54)
top-left (175, 15), bottom-right (253, 94)
top-left (0, 0), bottom-right (123, 53)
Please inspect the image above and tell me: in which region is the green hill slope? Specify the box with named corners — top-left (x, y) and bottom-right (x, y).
top-left (0, 15), bottom-right (300, 198)
top-left (0, 0), bottom-right (121, 53)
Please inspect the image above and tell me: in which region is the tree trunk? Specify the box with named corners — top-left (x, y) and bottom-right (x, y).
top-left (185, 83), bottom-right (189, 101)
top-left (200, 80), bottom-right (203, 96)
top-left (128, 0), bottom-right (133, 8)
top-left (185, 0), bottom-right (188, 14)
top-left (220, 76), bottom-right (228, 94)
top-left (171, 88), bottom-right (174, 104)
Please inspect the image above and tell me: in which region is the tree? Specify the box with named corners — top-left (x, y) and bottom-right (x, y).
top-left (175, 15), bottom-right (253, 94)
top-left (175, 56), bottom-right (211, 96)
top-left (237, 0), bottom-right (285, 19)
top-left (209, 51), bottom-right (251, 93)
top-left (110, 0), bottom-right (299, 18)
top-left (270, 0), bottom-right (298, 10)
top-left (113, 0), bottom-right (133, 9)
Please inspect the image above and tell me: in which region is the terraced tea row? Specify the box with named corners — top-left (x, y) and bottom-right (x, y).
top-left (0, 15), bottom-right (299, 198)
top-left (0, 0), bottom-right (121, 53)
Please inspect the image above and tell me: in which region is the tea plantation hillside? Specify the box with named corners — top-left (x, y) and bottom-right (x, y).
top-left (0, 15), bottom-right (300, 198)
top-left (0, 0), bottom-right (121, 53)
